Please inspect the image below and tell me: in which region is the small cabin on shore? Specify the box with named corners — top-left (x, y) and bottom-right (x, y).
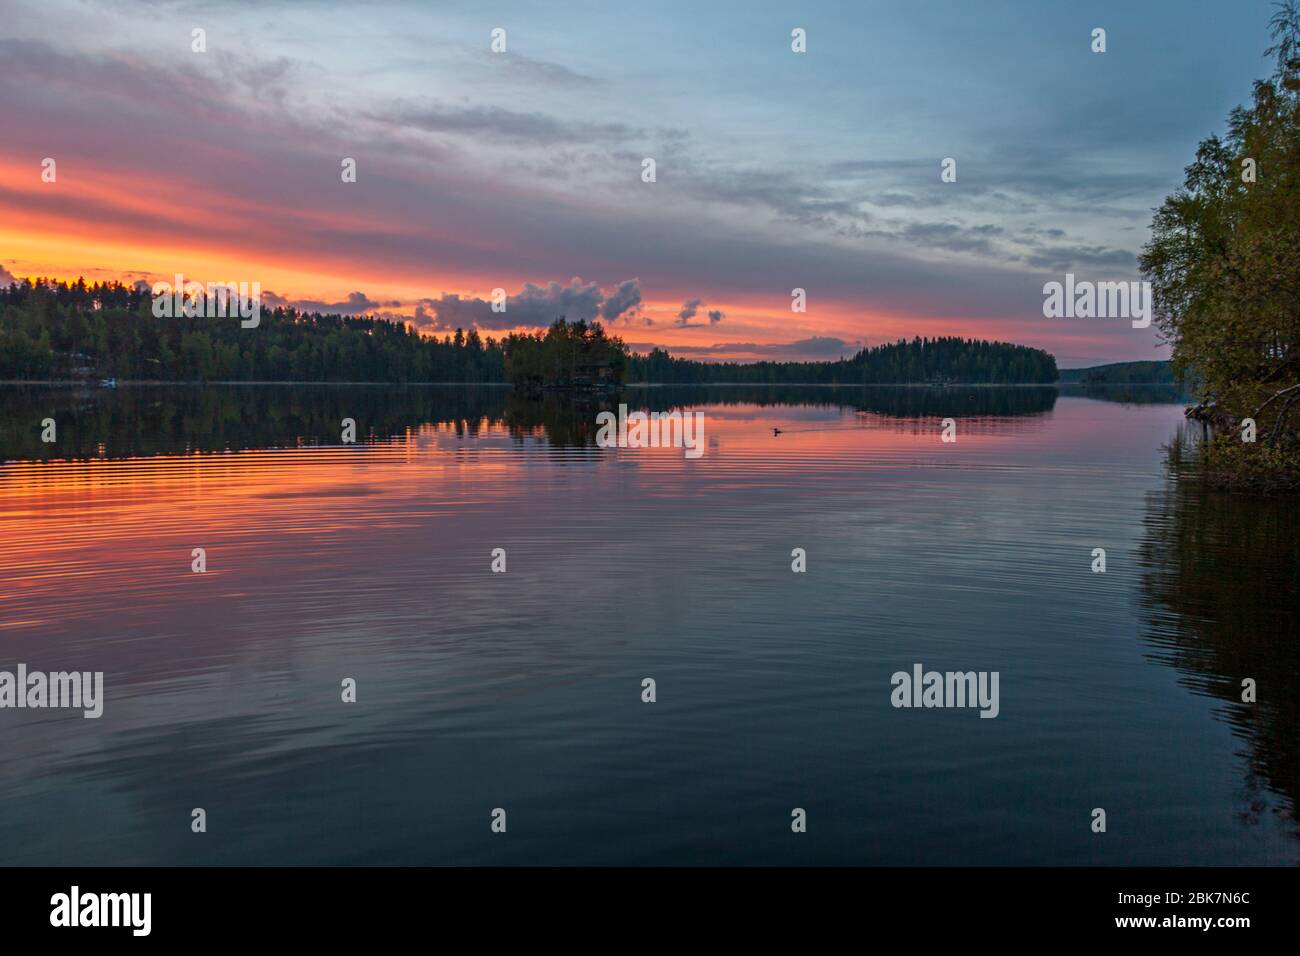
top-left (569, 362), bottom-right (616, 389)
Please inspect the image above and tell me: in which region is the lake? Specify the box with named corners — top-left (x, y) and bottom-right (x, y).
top-left (0, 383), bottom-right (1295, 865)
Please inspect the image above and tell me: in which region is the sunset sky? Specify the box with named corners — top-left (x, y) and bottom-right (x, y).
top-left (0, 0), bottom-right (1279, 365)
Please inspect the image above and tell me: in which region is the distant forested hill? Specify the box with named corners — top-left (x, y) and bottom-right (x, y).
top-left (1057, 361), bottom-right (1175, 385)
top-left (626, 337), bottom-right (1057, 384)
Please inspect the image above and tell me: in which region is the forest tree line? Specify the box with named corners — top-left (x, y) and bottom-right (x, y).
top-left (0, 279), bottom-right (505, 382)
top-left (2, 280), bottom-right (1055, 385)
top-left (625, 337), bottom-right (1057, 384)
top-left (1056, 360), bottom-right (1176, 385)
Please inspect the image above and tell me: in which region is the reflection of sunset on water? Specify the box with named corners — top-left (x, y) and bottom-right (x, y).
top-left (0, 387), bottom-right (1294, 865)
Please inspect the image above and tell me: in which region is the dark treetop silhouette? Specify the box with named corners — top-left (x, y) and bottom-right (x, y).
top-left (0, 281), bottom-right (1057, 387)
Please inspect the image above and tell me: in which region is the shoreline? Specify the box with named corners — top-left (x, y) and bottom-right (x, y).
top-left (0, 379), bottom-right (1176, 388)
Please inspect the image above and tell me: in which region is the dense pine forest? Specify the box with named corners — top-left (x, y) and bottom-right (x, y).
top-left (627, 337), bottom-right (1057, 384)
top-left (0, 279), bottom-right (506, 382)
top-left (1056, 360), bottom-right (1176, 385)
top-left (1, 279), bottom-right (1056, 385)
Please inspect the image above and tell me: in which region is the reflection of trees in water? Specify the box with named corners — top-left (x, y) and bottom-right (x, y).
top-left (501, 392), bottom-right (608, 449)
top-left (1138, 428), bottom-right (1300, 839)
top-left (1061, 384), bottom-right (1189, 405)
top-left (0, 385), bottom-right (511, 460)
top-left (2, 382), bottom-right (1183, 461)
top-left (641, 384), bottom-right (1059, 418)
top-left (500, 386), bottom-right (1063, 447)
top-left (848, 385), bottom-right (1058, 418)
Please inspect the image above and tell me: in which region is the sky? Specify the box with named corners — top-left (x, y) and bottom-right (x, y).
top-left (0, 0), bottom-right (1282, 366)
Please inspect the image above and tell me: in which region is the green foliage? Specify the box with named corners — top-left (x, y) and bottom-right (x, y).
top-left (500, 317), bottom-right (627, 387)
top-left (1140, 2), bottom-right (1300, 488)
top-left (1201, 432), bottom-right (1300, 493)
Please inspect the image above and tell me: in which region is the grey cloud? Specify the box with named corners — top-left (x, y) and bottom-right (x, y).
top-left (220, 52), bottom-right (300, 106)
top-left (600, 278), bottom-right (643, 321)
top-left (870, 192), bottom-right (933, 209)
top-left (827, 145), bottom-right (1167, 211)
top-left (470, 48), bottom-right (601, 89)
top-left (261, 290), bottom-right (390, 314)
top-left (897, 221), bottom-right (1005, 256)
top-left (1021, 245), bottom-right (1137, 271)
top-left (676, 162), bottom-right (870, 229)
top-left (675, 297), bottom-right (703, 326)
top-left (416, 294), bottom-right (499, 330)
top-left (423, 278), bottom-right (641, 332)
top-left (374, 101), bottom-right (642, 145)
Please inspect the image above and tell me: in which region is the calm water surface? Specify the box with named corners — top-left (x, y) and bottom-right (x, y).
top-left (0, 384), bottom-right (1295, 864)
